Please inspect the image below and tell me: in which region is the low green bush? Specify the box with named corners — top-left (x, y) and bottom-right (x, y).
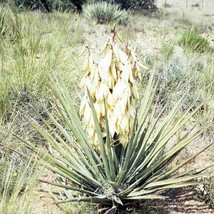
top-left (1, 0), bottom-right (157, 11)
top-left (114, 0), bottom-right (157, 10)
top-left (0, 0), bottom-right (87, 11)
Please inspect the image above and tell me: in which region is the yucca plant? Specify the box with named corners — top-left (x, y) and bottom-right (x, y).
top-left (19, 32), bottom-right (211, 209)
top-left (83, 2), bottom-right (129, 24)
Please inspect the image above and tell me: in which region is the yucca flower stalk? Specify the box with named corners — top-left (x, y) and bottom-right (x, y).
top-left (80, 31), bottom-right (147, 147)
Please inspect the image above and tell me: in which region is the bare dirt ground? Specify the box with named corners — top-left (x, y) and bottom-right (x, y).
top-left (152, 188), bottom-right (214, 214)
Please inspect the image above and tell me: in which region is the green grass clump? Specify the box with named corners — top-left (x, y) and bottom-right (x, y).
top-left (0, 154), bottom-right (38, 214)
top-left (83, 2), bottom-right (129, 24)
top-left (179, 28), bottom-right (210, 53)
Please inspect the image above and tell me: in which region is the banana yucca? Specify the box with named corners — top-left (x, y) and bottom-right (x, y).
top-left (80, 33), bottom-right (147, 147)
top-left (20, 32), bottom-right (211, 209)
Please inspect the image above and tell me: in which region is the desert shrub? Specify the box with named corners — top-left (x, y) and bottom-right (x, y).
top-left (115, 0), bottom-right (157, 10)
top-left (157, 56), bottom-right (190, 108)
top-left (179, 28), bottom-right (210, 53)
top-left (0, 6), bottom-right (81, 123)
top-left (0, 0), bottom-right (87, 11)
top-left (2, 0), bottom-right (157, 11)
top-left (83, 2), bottom-right (129, 24)
top-left (157, 52), bottom-right (214, 118)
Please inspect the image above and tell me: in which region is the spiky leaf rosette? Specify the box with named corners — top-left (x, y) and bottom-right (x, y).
top-left (19, 74), bottom-right (211, 207)
top-left (19, 34), bottom-right (212, 207)
top-left (80, 33), bottom-right (146, 147)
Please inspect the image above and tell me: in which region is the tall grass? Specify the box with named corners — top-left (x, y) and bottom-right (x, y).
top-left (0, 119), bottom-right (39, 214)
top-left (0, 6), bottom-right (82, 122)
top-left (0, 157), bottom-right (38, 214)
top-left (0, 7), bottom-right (86, 210)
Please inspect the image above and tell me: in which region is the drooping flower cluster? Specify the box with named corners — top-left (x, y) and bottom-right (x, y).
top-left (80, 34), bottom-right (147, 148)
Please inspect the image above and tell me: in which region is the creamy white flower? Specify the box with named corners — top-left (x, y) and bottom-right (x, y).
top-left (80, 34), bottom-right (146, 148)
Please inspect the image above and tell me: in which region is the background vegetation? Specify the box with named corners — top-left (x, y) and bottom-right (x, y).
top-left (0, 0), bottom-right (157, 11)
top-left (0, 0), bottom-right (213, 213)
